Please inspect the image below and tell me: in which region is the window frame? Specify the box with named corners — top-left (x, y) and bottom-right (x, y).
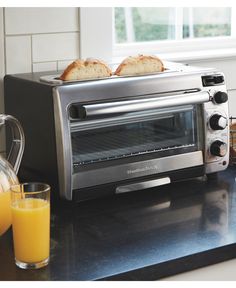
top-left (80, 7), bottom-right (236, 63)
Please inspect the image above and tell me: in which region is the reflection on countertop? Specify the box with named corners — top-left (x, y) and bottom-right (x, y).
top-left (1, 167), bottom-right (236, 280)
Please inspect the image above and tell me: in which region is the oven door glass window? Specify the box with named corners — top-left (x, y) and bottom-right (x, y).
top-left (71, 104), bottom-right (203, 167)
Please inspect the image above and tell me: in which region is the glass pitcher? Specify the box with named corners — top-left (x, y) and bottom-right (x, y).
top-left (0, 114), bottom-right (25, 236)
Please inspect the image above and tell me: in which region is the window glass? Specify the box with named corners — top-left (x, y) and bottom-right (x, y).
top-left (114, 7), bottom-right (232, 44)
top-left (115, 7), bottom-right (176, 43)
top-left (183, 8), bottom-right (231, 38)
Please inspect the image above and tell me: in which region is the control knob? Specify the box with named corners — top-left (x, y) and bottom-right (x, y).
top-left (210, 140), bottom-right (227, 157)
top-left (214, 91), bottom-right (228, 104)
top-left (209, 114), bottom-right (227, 130)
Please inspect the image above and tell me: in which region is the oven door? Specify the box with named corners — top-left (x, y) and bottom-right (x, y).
top-left (70, 91), bottom-right (208, 192)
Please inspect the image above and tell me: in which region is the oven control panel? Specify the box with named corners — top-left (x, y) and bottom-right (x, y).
top-left (210, 140), bottom-right (227, 157)
top-left (209, 113), bottom-right (227, 130)
top-left (204, 86), bottom-right (229, 173)
top-left (213, 91), bottom-right (228, 104)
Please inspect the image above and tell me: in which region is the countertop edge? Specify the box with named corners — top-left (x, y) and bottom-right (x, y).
top-left (99, 243), bottom-right (236, 281)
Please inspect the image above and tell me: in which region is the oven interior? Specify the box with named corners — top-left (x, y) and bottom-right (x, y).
top-left (69, 104), bottom-right (204, 170)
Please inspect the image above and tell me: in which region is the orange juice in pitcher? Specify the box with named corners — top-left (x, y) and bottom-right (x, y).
top-left (0, 190), bottom-right (12, 236)
top-left (0, 114), bottom-right (25, 236)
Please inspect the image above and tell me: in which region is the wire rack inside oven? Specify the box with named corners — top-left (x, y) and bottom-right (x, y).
top-left (71, 126), bottom-right (196, 166)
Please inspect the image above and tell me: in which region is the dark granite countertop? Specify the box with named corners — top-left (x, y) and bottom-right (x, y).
top-left (1, 167), bottom-right (236, 281)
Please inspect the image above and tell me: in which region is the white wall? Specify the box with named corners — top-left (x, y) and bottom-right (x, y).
top-left (0, 8), bottom-right (6, 153)
top-left (0, 7), bottom-right (80, 153)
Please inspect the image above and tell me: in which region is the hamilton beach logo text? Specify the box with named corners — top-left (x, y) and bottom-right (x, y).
top-left (127, 165), bottom-right (159, 175)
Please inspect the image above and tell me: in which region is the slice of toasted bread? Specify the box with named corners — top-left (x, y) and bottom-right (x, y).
top-left (114, 55), bottom-right (164, 76)
top-left (60, 58), bottom-right (112, 81)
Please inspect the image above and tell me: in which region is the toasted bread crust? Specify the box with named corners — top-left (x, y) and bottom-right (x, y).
top-left (114, 55), bottom-right (164, 76)
top-left (60, 58), bottom-right (112, 81)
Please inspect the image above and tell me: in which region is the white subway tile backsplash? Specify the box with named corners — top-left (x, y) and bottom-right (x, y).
top-left (32, 32), bottom-right (79, 62)
top-left (33, 62), bottom-right (57, 72)
top-left (5, 36), bottom-right (32, 74)
top-left (57, 60), bottom-right (75, 71)
top-left (0, 9), bottom-right (5, 151)
top-left (0, 81), bottom-right (5, 152)
top-left (1, 7), bottom-right (81, 153)
top-left (0, 8), bottom-right (4, 78)
top-left (5, 8), bottom-right (79, 35)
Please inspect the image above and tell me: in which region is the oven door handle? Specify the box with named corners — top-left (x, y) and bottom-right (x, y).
top-left (79, 91), bottom-right (210, 118)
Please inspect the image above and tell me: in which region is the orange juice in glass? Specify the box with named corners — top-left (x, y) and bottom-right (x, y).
top-left (0, 190), bottom-right (12, 236)
top-left (11, 183), bottom-right (50, 269)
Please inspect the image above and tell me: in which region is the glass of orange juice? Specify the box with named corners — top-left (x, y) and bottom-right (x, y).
top-left (11, 183), bottom-right (50, 269)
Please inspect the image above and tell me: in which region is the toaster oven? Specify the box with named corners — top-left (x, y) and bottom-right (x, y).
top-left (4, 62), bottom-right (229, 201)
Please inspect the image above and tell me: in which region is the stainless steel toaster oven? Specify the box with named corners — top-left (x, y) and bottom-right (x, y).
top-left (4, 62), bottom-right (229, 201)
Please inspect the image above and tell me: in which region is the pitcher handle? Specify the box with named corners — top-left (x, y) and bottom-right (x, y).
top-left (0, 114), bottom-right (25, 174)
